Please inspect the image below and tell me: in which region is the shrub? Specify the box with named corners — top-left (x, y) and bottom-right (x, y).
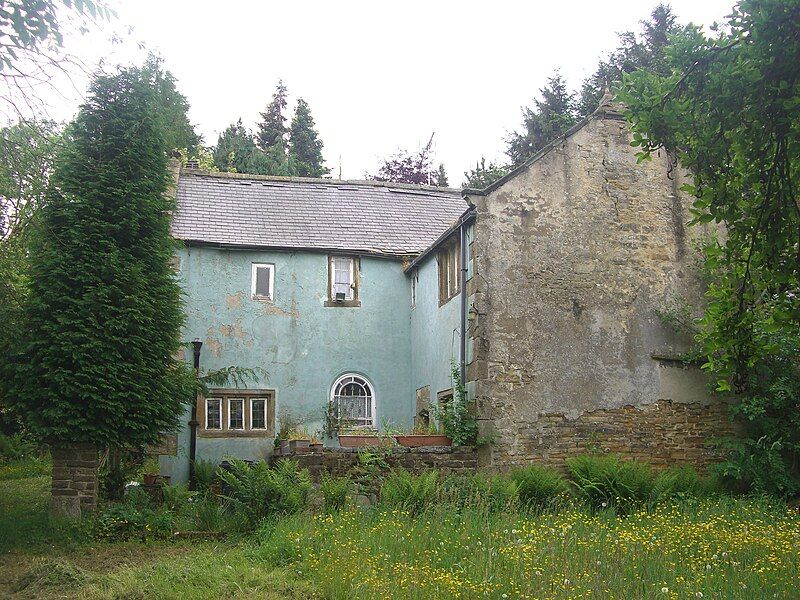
top-left (0, 432), bottom-right (39, 462)
top-left (217, 458), bottom-right (312, 528)
top-left (192, 496), bottom-right (228, 532)
top-left (381, 469), bottom-right (438, 515)
top-left (320, 474), bottom-right (350, 513)
top-left (511, 465), bottom-right (571, 511)
top-left (94, 494), bottom-right (174, 541)
top-left (484, 473), bottom-right (519, 513)
top-left (566, 454), bottom-right (655, 513)
top-left (193, 459), bottom-right (219, 494)
top-left (435, 473), bottom-right (517, 513)
top-left (651, 465), bottom-right (718, 502)
top-left (161, 482), bottom-right (195, 514)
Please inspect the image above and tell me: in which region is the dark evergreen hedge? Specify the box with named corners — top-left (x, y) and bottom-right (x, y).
top-left (4, 67), bottom-right (193, 447)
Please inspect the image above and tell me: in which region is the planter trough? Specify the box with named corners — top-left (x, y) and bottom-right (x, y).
top-left (338, 435), bottom-right (382, 448)
top-left (394, 435), bottom-right (452, 447)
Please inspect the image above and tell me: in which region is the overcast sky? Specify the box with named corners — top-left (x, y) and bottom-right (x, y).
top-left (57, 0), bottom-right (733, 184)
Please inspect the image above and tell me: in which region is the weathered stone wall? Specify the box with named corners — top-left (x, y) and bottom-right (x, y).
top-left (466, 102), bottom-right (730, 470)
top-left (276, 446), bottom-right (478, 480)
top-left (51, 443), bottom-right (99, 517)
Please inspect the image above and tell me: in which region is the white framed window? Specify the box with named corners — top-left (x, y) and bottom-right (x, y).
top-left (228, 398), bottom-right (244, 430)
top-left (251, 398), bottom-right (267, 430)
top-left (331, 373), bottom-right (375, 428)
top-left (200, 391), bottom-right (275, 435)
top-left (411, 270), bottom-right (418, 308)
top-left (329, 256), bottom-right (356, 301)
top-left (437, 237), bottom-right (460, 305)
top-left (251, 263), bottom-right (275, 300)
top-left (206, 398), bottom-right (222, 429)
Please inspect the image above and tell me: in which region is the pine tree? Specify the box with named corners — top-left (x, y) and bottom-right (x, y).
top-left (140, 53), bottom-right (201, 155)
top-left (436, 164), bottom-right (449, 187)
top-left (213, 119), bottom-right (266, 174)
top-left (506, 71), bottom-right (579, 167)
top-left (4, 66), bottom-right (194, 495)
top-left (577, 4), bottom-right (681, 115)
top-left (463, 157), bottom-right (509, 189)
top-left (288, 98), bottom-right (329, 177)
top-left (257, 79), bottom-right (287, 163)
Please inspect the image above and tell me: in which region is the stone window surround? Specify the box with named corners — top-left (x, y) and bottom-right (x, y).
top-left (325, 255), bottom-right (361, 307)
top-left (437, 236), bottom-right (460, 306)
top-left (198, 388), bottom-right (276, 438)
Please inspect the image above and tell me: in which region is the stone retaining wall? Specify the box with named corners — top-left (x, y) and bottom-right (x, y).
top-left (51, 443), bottom-right (99, 517)
top-left (492, 399), bottom-right (740, 471)
top-left (274, 446), bottom-right (478, 480)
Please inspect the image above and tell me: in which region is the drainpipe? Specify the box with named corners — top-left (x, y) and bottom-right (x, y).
top-left (188, 338), bottom-right (202, 490)
top-left (459, 218), bottom-right (469, 388)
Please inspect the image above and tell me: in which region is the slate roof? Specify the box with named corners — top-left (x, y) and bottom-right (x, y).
top-left (172, 170), bottom-right (468, 257)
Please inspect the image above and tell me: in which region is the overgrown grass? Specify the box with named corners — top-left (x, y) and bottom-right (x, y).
top-left (0, 455), bottom-right (51, 480)
top-left (257, 499), bottom-right (800, 599)
top-left (1, 459), bottom-right (799, 599)
top-left (0, 475), bottom-right (90, 552)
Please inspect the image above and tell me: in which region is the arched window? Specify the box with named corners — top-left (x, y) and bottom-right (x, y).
top-left (331, 374), bottom-right (375, 428)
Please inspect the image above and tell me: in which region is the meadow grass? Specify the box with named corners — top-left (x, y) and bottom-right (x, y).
top-left (1, 468), bottom-right (799, 599)
top-left (256, 499), bottom-right (800, 600)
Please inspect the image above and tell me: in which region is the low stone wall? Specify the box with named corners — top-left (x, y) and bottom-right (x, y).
top-left (274, 446), bottom-right (478, 480)
top-left (493, 399), bottom-right (740, 471)
top-left (51, 443), bottom-right (99, 517)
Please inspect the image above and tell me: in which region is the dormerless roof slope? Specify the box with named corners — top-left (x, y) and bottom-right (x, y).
top-left (172, 170), bottom-right (468, 257)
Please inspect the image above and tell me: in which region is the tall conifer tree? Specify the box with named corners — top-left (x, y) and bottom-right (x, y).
top-left (4, 67), bottom-right (193, 489)
top-left (288, 98), bottom-right (328, 177)
top-left (506, 71), bottom-right (579, 167)
top-left (257, 79), bottom-right (288, 150)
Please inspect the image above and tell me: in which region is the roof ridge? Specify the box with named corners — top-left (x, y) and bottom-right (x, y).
top-left (180, 168), bottom-right (462, 195)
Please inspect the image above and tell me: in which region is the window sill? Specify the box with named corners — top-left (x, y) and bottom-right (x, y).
top-left (251, 295), bottom-right (273, 302)
top-left (324, 299), bottom-right (361, 308)
top-left (438, 292), bottom-right (460, 307)
top-left (199, 429), bottom-right (274, 438)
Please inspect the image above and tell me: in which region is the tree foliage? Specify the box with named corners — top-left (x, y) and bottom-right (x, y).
top-left (506, 71), bottom-right (580, 167)
top-left (256, 79), bottom-right (290, 175)
top-left (140, 53), bottom-right (201, 155)
top-left (371, 141), bottom-right (446, 186)
top-left (577, 4), bottom-right (682, 116)
top-left (0, 120), bottom-right (61, 431)
top-left (2, 66), bottom-right (194, 448)
top-left (288, 98), bottom-right (328, 178)
top-left (0, 0), bottom-right (114, 120)
top-left (212, 119), bottom-right (268, 174)
top-left (463, 157), bottom-right (509, 189)
top-left (619, 0), bottom-right (800, 495)
top-left (499, 4), bottom-right (683, 170)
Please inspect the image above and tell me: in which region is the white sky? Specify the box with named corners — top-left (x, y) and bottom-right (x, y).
top-left (54, 0), bottom-right (733, 184)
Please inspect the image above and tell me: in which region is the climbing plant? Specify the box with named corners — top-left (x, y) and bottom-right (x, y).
top-left (619, 0), bottom-right (800, 495)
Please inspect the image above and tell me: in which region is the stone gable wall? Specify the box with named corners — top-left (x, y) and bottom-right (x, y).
top-left (466, 109), bottom-right (732, 470)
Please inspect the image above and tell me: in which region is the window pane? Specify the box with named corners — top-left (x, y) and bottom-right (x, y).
top-left (251, 398), bottom-right (266, 429)
top-left (255, 266), bottom-right (271, 297)
top-left (229, 398), bottom-right (244, 429)
top-left (331, 257), bottom-right (353, 299)
top-left (206, 399), bottom-right (221, 429)
top-left (334, 375), bottom-right (373, 426)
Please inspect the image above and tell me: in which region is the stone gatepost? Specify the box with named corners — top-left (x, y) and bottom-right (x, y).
top-left (50, 443), bottom-right (100, 518)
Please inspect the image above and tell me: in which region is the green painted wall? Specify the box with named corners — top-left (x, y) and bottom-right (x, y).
top-left (409, 226), bottom-right (472, 412)
top-left (161, 246), bottom-right (413, 483)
